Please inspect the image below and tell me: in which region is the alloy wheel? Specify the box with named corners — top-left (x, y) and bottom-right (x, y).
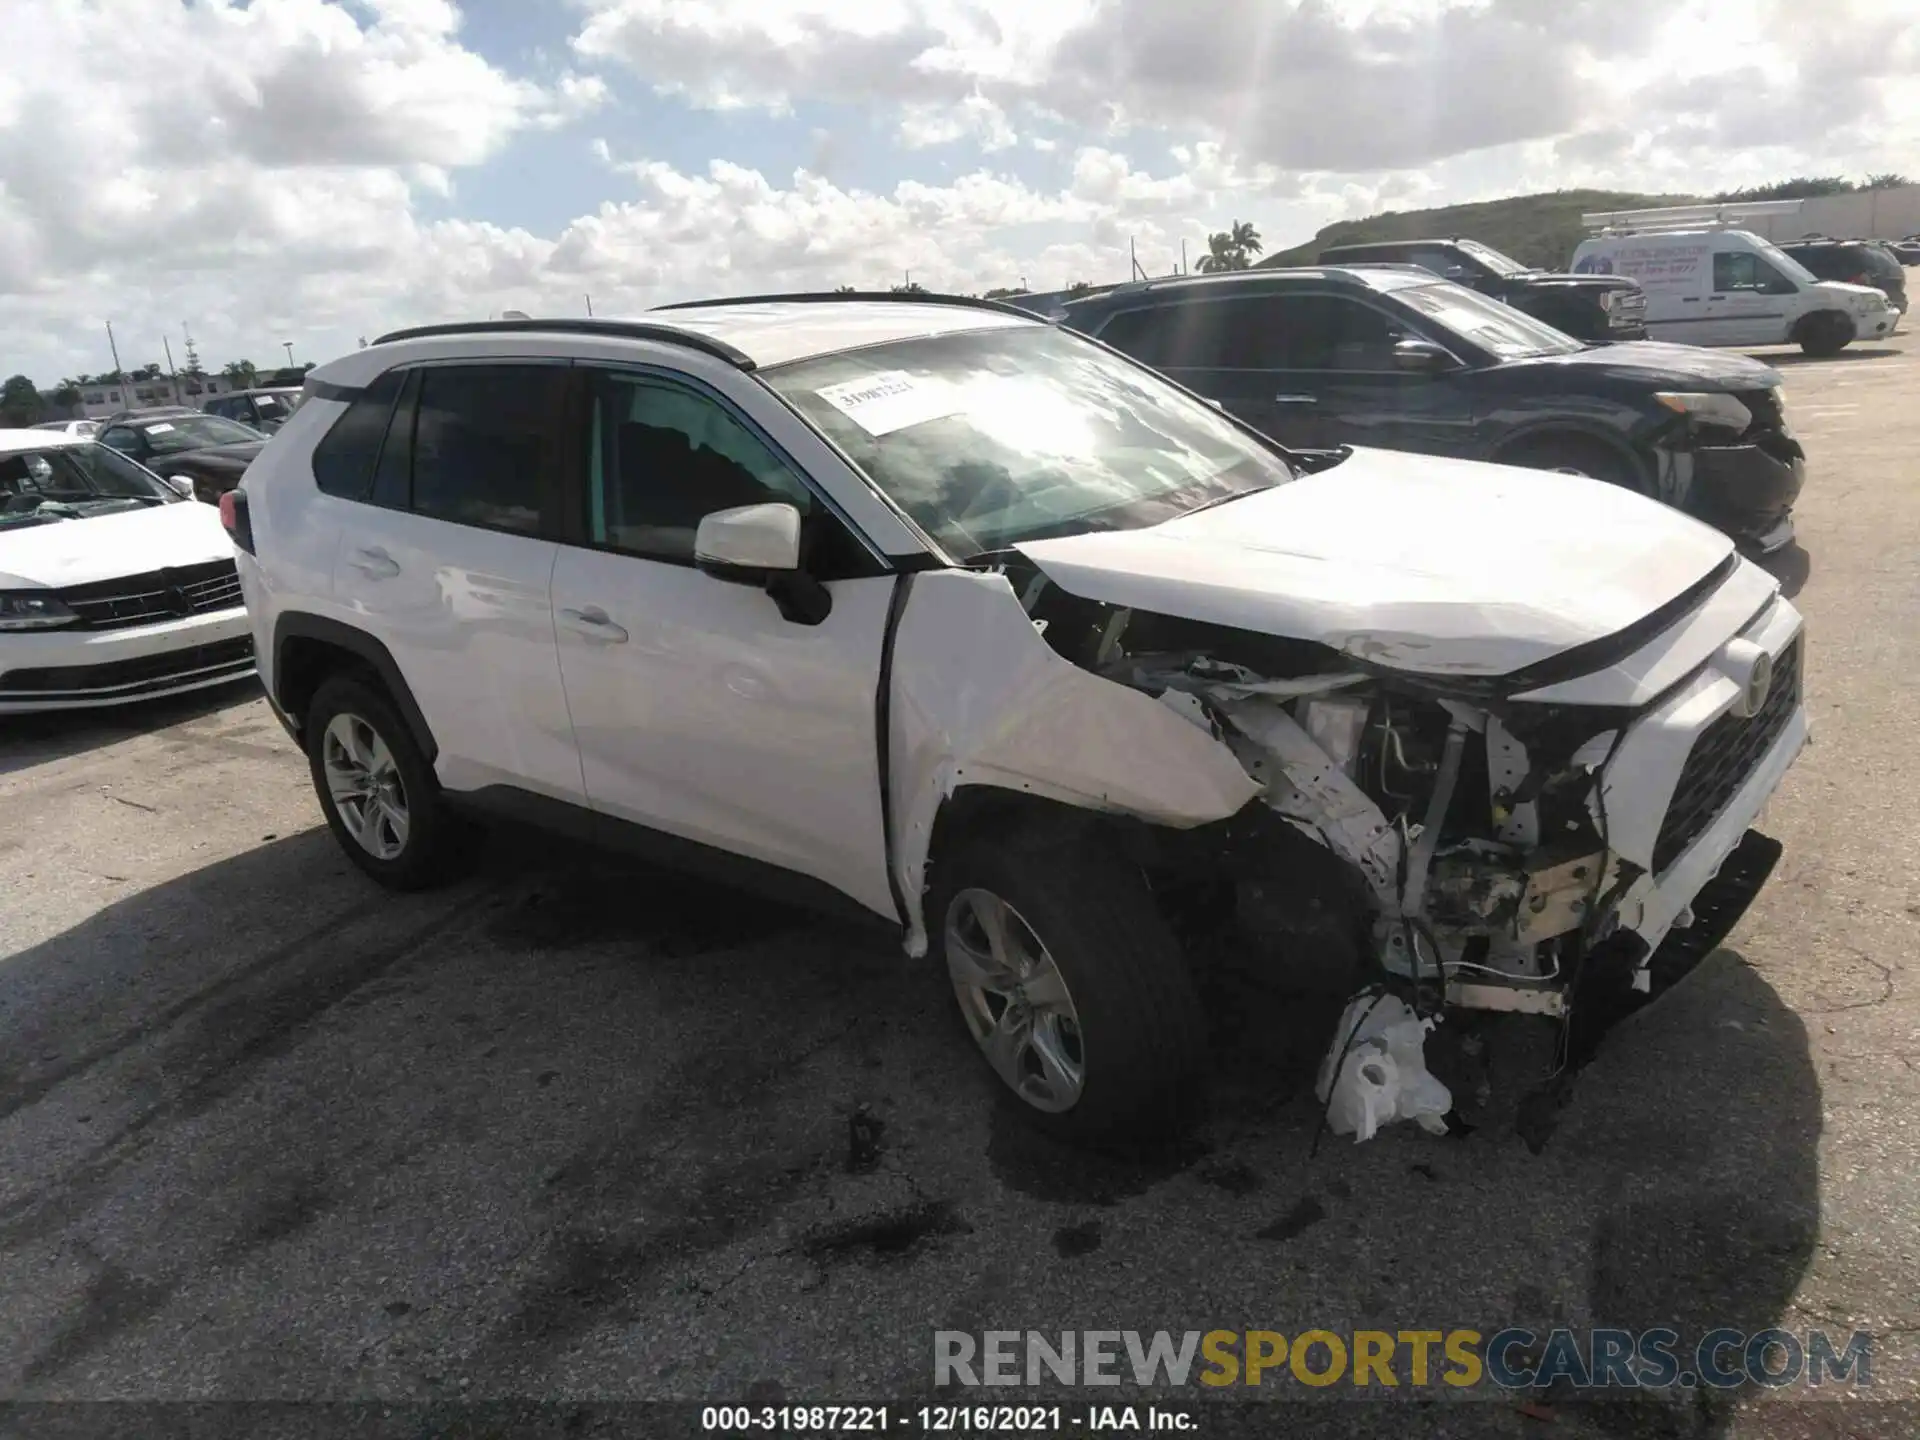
top-left (944, 887), bottom-right (1087, 1112)
top-left (322, 712), bottom-right (410, 861)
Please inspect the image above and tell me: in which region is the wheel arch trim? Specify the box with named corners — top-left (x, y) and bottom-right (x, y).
top-left (270, 612), bottom-right (438, 763)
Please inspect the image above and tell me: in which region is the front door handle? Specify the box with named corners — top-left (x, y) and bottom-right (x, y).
top-left (347, 546), bottom-right (400, 579)
top-left (1272, 394), bottom-right (1319, 405)
top-left (559, 606), bottom-right (629, 643)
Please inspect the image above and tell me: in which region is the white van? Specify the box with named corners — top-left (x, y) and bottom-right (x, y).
top-left (1573, 215), bottom-right (1897, 356)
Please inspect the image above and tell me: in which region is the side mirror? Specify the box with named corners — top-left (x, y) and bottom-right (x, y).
top-left (1392, 338), bottom-right (1454, 374)
top-left (695, 502), bottom-right (802, 575)
top-left (164, 475), bottom-right (197, 499)
top-left (694, 502), bottom-right (831, 626)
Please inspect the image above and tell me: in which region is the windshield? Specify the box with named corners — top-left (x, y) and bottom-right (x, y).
top-left (0, 443), bottom-right (181, 527)
top-left (767, 325), bottom-right (1297, 557)
top-left (130, 414), bottom-right (265, 454)
top-left (1396, 282), bottom-right (1585, 359)
top-left (1754, 239), bottom-right (1819, 285)
top-left (1455, 238), bottom-right (1533, 276)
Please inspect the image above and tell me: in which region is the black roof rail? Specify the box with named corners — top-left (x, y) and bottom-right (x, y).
top-left (653, 289), bottom-right (1037, 319)
top-left (368, 318), bottom-right (757, 370)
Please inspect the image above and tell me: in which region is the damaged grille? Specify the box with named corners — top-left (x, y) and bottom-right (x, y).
top-left (1650, 635), bottom-right (1801, 873)
top-left (58, 560), bottom-right (244, 630)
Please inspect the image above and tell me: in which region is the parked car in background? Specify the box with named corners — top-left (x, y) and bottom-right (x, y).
top-left (31, 420), bottom-right (100, 439)
top-left (1775, 239), bottom-right (1908, 315)
top-left (0, 430), bottom-right (253, 712)
top-left (1311, 236), bottom-right (1648, 342)
top-left (227, 300), bottom-right (1807, 1143)
top-left (205, 387), bottom-right (305, 432)
top-left (1572, 225), bottom-right (1895, 355)
top-left (1062, 267), bottom-right (1802, 552)
top-left (98, 407), bottom-right (268, 503)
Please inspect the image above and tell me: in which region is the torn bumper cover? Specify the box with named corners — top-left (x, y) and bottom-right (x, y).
top-left (1096, 574), bottom-right (1806, 1020)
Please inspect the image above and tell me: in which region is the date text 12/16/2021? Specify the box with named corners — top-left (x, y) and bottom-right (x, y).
top-left (702, 1405), bottom-right (1196, 1433)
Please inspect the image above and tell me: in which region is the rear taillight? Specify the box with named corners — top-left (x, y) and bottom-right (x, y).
top-left (220, 487), bottom-right (255, 555)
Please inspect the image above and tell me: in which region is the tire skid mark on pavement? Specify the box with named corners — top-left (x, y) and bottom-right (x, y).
top-left (0, 904), bottom-right (365, 1126)
top-left (0, 886), bottom-right (505, 1249)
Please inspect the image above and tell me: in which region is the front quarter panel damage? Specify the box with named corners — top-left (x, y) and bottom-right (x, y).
top-left (888, 568), bottom-right (1262, 953)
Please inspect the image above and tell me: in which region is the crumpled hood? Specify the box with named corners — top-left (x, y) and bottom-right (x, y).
top-left (0, 500), bottom-right (233, 588)
top-left (1015, 446), bottom-right (1738, 677)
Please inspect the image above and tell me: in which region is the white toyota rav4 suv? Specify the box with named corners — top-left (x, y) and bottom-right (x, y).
top-left (230, 296), bottom-right (1807, 1144)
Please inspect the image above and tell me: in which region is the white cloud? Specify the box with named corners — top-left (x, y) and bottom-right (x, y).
top-left (2, 0), bottom-right (1918, 386)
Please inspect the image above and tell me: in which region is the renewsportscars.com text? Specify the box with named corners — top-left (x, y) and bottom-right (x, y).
top-left (934, 1328), bottom-right (1872, 1391)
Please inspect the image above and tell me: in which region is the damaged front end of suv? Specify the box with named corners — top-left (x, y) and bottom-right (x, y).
top-left (890, 471), bottom-right (1807, 1141)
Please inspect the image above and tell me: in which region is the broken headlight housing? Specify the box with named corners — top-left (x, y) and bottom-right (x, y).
top-left (1655, 390), bottom-right (1754, 435)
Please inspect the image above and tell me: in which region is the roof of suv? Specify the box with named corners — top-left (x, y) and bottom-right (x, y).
top-left (363, 294), bottom-right (1038, 374)
top-left (1058, 265), bottom-right (1440, 315)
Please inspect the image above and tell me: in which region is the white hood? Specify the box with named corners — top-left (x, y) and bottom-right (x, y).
top-left (1815, 280), bottom-right (1895, 314)
top-left (1015, 447), bottom-right (1736, 677)
top-left (0, 501), bottom-right (233, 589)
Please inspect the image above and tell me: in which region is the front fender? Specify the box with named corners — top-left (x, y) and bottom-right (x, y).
top-left (886, 569), bottom-right (1261, 954)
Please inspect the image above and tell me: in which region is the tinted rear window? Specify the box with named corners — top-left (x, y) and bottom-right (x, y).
top-left (311, 369), bottom-right (403, 499)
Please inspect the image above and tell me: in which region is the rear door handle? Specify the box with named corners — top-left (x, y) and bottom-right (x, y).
top-left (346, 546), bottom-right (400, 579)
top-left (1272, 394), bottom-right (1319, 405)
top-left (559, 606), bottom-right (629, 643)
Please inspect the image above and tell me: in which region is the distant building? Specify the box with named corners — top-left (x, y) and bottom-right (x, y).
top-left (54, 373), bottom-right (240, 421)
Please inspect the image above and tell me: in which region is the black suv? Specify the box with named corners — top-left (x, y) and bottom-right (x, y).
top-left (1775, 239), bottom-right (1908, 313)
top-left (1307, 236), bottom-right (1649, 342)
top-left (1061, 267), bottom-right (1802, 551)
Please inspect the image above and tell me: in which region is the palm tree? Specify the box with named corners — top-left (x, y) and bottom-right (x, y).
top-left (222, 359), bottom-right (258, 388)
top-left (834, 285), bottom-right (858, 294)
top-left (1194, 219), bottom-right (1265, 272)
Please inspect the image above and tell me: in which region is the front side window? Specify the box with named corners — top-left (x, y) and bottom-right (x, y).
top-left (1394, 282), bottom-right (1583, 359)
top-left (767, 324), bottom-right (1296, 559)
top-left (0, 444), bottom-right (180, 528)
top-left (1714, 250), bottom-right (1796, 293)
top-left (586, 371), bottom-right (812, 563)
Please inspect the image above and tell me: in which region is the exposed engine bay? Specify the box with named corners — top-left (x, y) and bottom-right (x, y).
top-left (1002, 555), bottom-right (1651, 1019)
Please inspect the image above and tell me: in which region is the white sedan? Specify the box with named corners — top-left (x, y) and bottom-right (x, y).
top-left (0, 430), bottom-right (254, 712)
top-left (31, 419), bottom-right (101, 439)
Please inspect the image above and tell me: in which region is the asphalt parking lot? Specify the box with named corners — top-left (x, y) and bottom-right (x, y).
top-left (2, 337), bottom-right (1917, 1436)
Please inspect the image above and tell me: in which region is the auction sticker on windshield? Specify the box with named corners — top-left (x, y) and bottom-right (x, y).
top-left (815, 371), bottom-right (960, 437)
top-left (145, 422), bottom-right (175, 433)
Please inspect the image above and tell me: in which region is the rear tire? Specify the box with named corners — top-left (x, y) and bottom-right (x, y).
top-left (928, 828), bottom-right (1207, 1147)
top-left (305, 672), bottom-right (476, 890)
top-left (1797, 310), bottom-right (1854, 357)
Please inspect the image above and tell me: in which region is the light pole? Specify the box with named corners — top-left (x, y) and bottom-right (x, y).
top-left (282, 341), bottom-right (295, 369)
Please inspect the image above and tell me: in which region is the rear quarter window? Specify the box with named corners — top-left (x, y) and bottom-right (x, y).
top-left (310, 369), bottom-right (404, 499)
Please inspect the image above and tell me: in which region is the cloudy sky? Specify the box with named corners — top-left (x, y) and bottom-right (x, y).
top-left (2, 0), bottom-right (1917, 384)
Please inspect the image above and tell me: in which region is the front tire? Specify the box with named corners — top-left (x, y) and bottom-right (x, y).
top-left (1797, 310), bottom-right (1854, 357)
top-left (305, 672), bottom-right (475, 890)
top-left (928, 830), bottom-right (1206, 1146)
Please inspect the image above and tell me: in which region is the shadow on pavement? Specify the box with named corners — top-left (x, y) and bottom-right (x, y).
top-left (0, 677), bottom-right (263, 777)
top-left (0, 813), bottom-right (1825, 1428)
top-left (1751, 346), bottom-right (1901, 366)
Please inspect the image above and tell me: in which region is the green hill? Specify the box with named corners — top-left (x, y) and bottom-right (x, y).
top-left (1259, 188), bottom-right (1701, 271)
